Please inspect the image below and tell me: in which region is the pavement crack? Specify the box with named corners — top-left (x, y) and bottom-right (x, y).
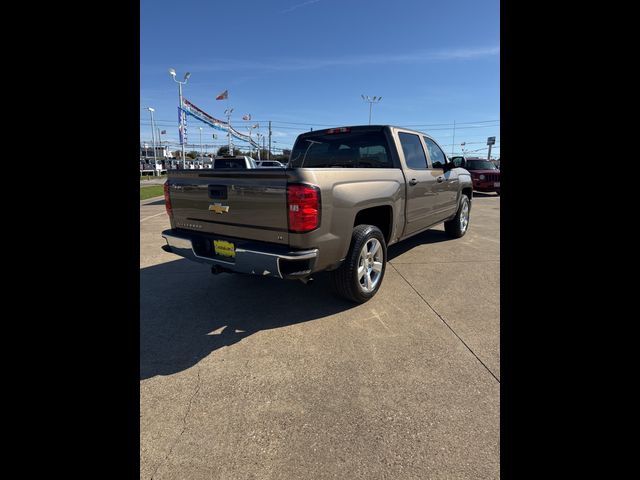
top-left (150, 368), bottom-right (202, 479)
top-left (390, 263), bottom-right (500, 384)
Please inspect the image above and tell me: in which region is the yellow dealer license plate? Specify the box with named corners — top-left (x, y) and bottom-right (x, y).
top-left (213, 240), bottom-right (235, 258)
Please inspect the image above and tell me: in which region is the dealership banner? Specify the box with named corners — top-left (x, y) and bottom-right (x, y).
top-left (181, 98), bottom-right (260, 148)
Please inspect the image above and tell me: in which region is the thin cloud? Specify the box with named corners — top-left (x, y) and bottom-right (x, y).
top-left (281, 0), bottom-right (321, 14)
top-left (179, 46), bottom-right (499, 74)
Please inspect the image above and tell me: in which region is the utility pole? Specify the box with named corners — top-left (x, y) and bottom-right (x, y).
top-left (268, 120), bottom-right (272, 160)
top-left (451, 120), bottom-right (456, 156)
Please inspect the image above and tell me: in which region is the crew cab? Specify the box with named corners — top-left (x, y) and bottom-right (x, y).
top-left (162, 125), bottom-right (473, 303)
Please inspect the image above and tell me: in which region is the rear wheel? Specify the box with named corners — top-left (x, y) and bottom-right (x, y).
top-left (444, 195), bottom-right (470, 238)
top-left (331, 225), bottom-right (387, 303)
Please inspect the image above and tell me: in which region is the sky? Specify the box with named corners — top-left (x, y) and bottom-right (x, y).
top-left (140, 0), bottom-right (500, 158)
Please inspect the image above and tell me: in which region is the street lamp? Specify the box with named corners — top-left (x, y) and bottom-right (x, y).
top-left (256, 132), bottom-right (264, 161)
top-left (199, 127), bottom-right (203, 160)
top-left (247, 123), bottom-right (259, 157)
top-left (144, 107), bottom-right (157, 174)
top-left (169, 68), bottom-right (191, 167)
top-left (361, 95), bottom-right (382, 125)
top-left (224, 108), bottom-right (234, 155)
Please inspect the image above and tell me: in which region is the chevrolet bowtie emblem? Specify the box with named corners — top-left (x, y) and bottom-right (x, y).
top-left (209, 203), bottom-right (230, 214)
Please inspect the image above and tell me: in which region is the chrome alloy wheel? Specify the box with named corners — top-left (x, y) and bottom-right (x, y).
top-left (357, 238), bottom-right (383, 293)
top-left (460, 198), bottom-right (470, 233)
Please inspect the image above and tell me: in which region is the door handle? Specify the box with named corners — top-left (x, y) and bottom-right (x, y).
top-left (436, 176), bottom-right (444, 183)
top-left (409, 178), bottom-right (418, 186)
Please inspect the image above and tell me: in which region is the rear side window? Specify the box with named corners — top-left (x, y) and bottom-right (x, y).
top-left (214, 159), bottom-right (246, 169)
top-left (289, 131), bottom-right (393, 168)
top-left (398, 133), bottom-right (428, 169)
top-left (423, 137), bottom-right (448, 168)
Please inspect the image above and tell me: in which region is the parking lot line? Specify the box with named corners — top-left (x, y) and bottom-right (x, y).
top-left (140, 211), bottom-right (166, 223)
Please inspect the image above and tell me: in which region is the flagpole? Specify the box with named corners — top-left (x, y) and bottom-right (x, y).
top-left (227, 94), bottom-right (232, 155)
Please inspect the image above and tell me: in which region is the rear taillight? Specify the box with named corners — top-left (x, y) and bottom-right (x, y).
top-left (287, 184), bottom-right (320, 233)
top-left (164, 182), bottom-right (173, 218)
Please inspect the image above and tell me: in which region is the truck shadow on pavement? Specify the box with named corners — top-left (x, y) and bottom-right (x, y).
top-left (140, 260), bottom-right (355, 380)
top-left (140, 228), bottom-right (453, 380)
top-left (387, 228), bottom-right (451, 261)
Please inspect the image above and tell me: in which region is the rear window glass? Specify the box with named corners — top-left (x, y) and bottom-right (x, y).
top-left (214, 158), bottom-right (246, 169)
top-left (289, 131), bottom-right (394, 168)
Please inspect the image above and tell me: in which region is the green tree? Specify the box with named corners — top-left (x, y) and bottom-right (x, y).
top-left (216, 146), bottom-right (246, 156)
top-left (187, 151), bottom-right (198, 159)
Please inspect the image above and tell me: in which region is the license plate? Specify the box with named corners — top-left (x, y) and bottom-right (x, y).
top-left (494, 182), bottom-right (500, 187)
top-left (213, 240), bottom-right (235, 258)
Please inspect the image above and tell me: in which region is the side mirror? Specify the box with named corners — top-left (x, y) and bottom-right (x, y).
top-left (451, 158), bottom-right (465, 168)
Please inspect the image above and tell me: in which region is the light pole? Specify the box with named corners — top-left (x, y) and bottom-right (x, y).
top-left (145, 107), bottom-right (157, 174)
top-left (169, 68), bottom-right (191, 168)
top-left (247, 123), bottom-right (258, 158)
top-left (224, 108), bottom-right (234, 155)
top-left (361, 95), bottom-right (382, 125)
top-left (199, 127), bottom-right (203, 160)
top-left (256, 132), bottom-right (263, 160)
top-left (158, 129), bottom-right (165, 157)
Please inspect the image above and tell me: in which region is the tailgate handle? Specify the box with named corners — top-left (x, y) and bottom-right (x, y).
top-left (208, 185), bottom-right (228, 199)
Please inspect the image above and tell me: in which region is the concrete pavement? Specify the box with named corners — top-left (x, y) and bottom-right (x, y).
top-left (140, 194), bottom-right (500, 479)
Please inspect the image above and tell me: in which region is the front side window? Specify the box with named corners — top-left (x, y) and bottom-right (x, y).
top-left (398, 133), bottom-right (428, 169)
top-left (423, 137), bottom-right (448, 168)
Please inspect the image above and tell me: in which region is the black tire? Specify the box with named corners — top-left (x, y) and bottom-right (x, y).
top-left (331, 225), bottom-right (387, 303)
top-left (444, 195), bottom-right (471, 238)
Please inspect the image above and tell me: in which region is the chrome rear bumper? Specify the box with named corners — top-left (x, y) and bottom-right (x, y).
top-left (161, 230), bottom-right (318, 279)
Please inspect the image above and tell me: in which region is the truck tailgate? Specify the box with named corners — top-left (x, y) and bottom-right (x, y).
top-left (168, 170), bottom-right (289, 245)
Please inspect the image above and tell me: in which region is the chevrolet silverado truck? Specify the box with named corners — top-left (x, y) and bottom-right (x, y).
top-left (162, 125), bottom-right (473, 303)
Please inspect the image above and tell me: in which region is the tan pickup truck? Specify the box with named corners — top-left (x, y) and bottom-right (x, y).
top-left (162, 125), bottom-right (473, 303)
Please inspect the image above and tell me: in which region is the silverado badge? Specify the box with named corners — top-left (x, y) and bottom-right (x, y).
top-left (209, 203), bottom-right (230, 214)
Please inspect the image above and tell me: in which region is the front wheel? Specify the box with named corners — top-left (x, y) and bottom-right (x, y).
top-left (331, 225), bottom-right (387, 303)
top-left (444, 195), bottom-right (471, 238)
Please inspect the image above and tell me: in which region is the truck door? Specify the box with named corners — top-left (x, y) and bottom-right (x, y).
top-left (423, 136), bottom-right (458, 218)
top-left (397, 132), bottom-right (442, 236)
